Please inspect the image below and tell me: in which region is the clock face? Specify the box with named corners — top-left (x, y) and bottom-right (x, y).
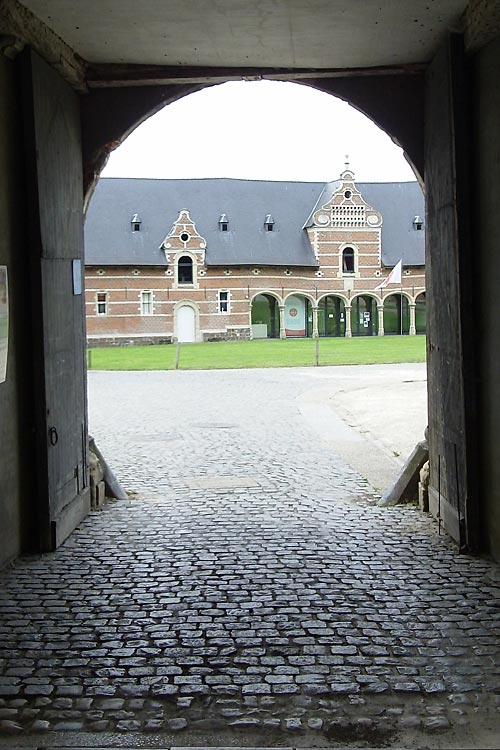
top-left (317, 213), bottom-right (330, 225)
top-left (367, 213), bottom-right (380, 226)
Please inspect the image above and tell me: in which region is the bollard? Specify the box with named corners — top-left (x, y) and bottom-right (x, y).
top-left (87, 348), bottom-right (92, 369)
top-left (175, 342), bottom-right (181, 370)
top-left (315, 337), bottom-right (319, 366)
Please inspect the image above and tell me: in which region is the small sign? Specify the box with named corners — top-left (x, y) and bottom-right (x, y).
top-left (72, 259), bottom-right (82, 295)
top-left (0, 266), bottom-right (8, 384)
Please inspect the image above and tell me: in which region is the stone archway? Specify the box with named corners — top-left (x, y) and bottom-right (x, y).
top-left (383, 293), bottom-right (410, 335)
top-left (351, 294), bottom-right (379, 336)
top-left (415, 291), bottom-right (427, 335)
top-left (317, 295), bottom-right (347, 337)
top-left (251, 293), bottom-right (280, 339)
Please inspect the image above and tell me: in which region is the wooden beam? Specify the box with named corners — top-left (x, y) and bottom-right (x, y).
top-left (86, 62), bottom-right (426, 89)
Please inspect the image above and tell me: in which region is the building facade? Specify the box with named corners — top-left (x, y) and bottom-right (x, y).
top-left (85, 166), bottom-right (426, 344)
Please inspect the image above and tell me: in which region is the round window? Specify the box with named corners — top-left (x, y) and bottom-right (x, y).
top-left (344, 190), bottom-right (352, 199)
top-left (180, 232), bottom-right (190, 242)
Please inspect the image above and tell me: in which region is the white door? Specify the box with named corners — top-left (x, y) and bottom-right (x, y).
top-left (177, 305), bottom-right (196, 342)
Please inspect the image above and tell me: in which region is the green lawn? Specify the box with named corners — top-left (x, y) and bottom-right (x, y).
top-left (87, 335), bottom-right (426, 371)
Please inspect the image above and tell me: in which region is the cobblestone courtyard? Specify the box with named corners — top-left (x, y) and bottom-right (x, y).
top-left (1, 365), bottom-right (500, 748)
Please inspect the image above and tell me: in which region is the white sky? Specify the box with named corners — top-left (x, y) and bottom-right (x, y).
top-left (102, 80), bottom-right (417, 184)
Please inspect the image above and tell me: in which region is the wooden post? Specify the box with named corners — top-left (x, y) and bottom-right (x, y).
top-left (175, 342), bottom-right (181, 370)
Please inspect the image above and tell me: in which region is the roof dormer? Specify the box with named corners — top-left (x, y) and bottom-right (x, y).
top-left (265, 214), bottom-right (275, 232)
top-left (131, 213), bottom-right (142, 231)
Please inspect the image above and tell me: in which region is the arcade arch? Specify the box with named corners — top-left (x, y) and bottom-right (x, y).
top-left (351, 294), bottom-right (379, 337)
top-left (250, 292), bottom-right (281, 339)
top-left (415, 292), bottom-right (427, 335)
top-left (383, 293), bottom-right (411, 336)
top-left (316, 294), bottom-right (348, 337)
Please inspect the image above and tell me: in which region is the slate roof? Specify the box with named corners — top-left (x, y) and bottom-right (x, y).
top-left (84, 177), bottom-right (425, 268)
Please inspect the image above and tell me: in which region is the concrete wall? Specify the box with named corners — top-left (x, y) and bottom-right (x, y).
top-left (474, 36), bottom-right (500, 558)
top-left (0, 56), bottom-right (34, 565)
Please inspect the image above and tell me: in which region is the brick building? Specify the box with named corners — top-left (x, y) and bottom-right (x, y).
top-left (84, 166), bottom-right (425, 344)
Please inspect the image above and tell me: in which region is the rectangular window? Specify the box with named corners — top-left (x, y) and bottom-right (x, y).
top-left (218, 290), bottom-right (230, 313)
top-left (96, 292), bottom-right (107, 316)
top-left (141, 290), bottom-right (153, 315)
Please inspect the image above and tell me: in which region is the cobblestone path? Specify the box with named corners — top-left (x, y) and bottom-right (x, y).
top-left (1, 367), bottom-right (500, 747)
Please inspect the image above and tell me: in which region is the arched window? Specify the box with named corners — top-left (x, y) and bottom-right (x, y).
top-left (178, 256), bottom-right (193, 284)
top-left (342, 247), bottom-right (355, 274)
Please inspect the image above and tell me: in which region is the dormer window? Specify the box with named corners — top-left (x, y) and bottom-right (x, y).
top-left (219, 214), bottom-right (229, 232)
top-left (131, 213), bottom-right (142, 232)
top-left (265, 214), bottom-right (274, 232)
top-left (413, 215), bottom-right (423, 231)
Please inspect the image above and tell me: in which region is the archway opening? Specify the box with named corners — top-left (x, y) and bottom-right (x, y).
top-left (317, 295), bottom-right (346, 337)
top-left (285, 294), bottom-right (309, 337)
top-left (383, 293), bottom-right (410, 335)
top-left (351, 295), bottom-right (379, 336)
top-left (416, 291), bottom-right (427, 335)
top-left (251, 293), bottom-right (280, 339)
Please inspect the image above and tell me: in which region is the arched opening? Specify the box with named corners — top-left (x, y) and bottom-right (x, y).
top-left (251, 293), bottom-right (279, 339)
top-left (178, 255), bottom-right (194, 285)
top-left (342, 247), bottom-right (355, 274)
top-left (416, 291), bottom-right (427, 335)
top-left (317, 295), bottom-right (346, 337)
top-left (285, 294), bottom-right (310, 337)
top-left (384, 293), bottom-right (410, 335)
top-left (351, 295), bottom-right (378, 336)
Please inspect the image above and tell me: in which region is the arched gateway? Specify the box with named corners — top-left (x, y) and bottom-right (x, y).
top-left (2, 9), bottom-right (492, 562)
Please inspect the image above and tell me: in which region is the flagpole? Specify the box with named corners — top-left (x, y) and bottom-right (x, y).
top-left (400, 257), bottom-right (404, 336)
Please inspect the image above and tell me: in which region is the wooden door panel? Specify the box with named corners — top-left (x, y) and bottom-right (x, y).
top-left (22, 50), bottom-right (90, 551)
top-left (425, 35), bottom-right (478, 550)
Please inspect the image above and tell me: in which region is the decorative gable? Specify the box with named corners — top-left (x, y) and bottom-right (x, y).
top-left (312, 165), bottom-right (382, 230)
top-left (159, 209), bottom-right (207, 266)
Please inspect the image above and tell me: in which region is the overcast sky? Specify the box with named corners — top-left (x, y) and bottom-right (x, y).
top-left (102, 80), bottom-right (417, 184)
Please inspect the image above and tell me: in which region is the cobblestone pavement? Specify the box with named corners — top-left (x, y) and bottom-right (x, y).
top-left (1, 366), bottom-right (500, 748)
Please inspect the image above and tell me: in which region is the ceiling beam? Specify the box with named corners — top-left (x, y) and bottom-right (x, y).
top-left (86, 62), bottom-right (426, 89)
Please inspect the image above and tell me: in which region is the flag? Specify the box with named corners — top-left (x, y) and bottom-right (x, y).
top-left (376, 259), bottom-right (402, 290)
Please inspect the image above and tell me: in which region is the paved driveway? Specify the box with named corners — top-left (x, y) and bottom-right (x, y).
top-left (0, 365), bottom-right (499, 748)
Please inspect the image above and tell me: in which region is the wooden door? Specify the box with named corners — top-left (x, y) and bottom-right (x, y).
top-left (177, 305), bottom-right (196, 342)
top-left (22, 50), bottom-right (90, 551)
top-left (425, 35), bottom-right (479, 551)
